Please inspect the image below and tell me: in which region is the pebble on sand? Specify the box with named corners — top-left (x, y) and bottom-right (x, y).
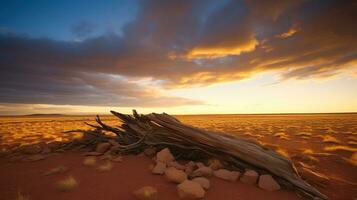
top-left (156, 148), bottom-right (175, 164)
top-left (97, 161), bottom-right (113, 172)
top-left (192, 177), bottom-right (210, 190)
top-left (152, 161), bottom-right (166, 175)
top-left (177, 180), bottom-right (205, 199)
top-left (192, 166), bottom-right (213, 177)
top-left (133, 186), bottom-right (159, 200)
top-left (165, 167), bottom-right (187, 183)
top-left (213, 169), bottom-right (240, 182)
top-left (258, 174), bottom-right (281, 191)
top-left (240, 170), bottom-right (259, 185)
top-left (55, 176), bottom-right (78, 192)
top-left (167, 161), bottom-right (186, 170)
top-left (83, 157), bottom-right (97, 166)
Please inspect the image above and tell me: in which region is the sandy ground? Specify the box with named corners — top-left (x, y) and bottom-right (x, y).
top-left (0, 152), bottom-right (301, 200)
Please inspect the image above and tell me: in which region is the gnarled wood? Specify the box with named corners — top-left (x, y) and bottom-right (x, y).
top-left (71, 110), bottom-right (327, 200)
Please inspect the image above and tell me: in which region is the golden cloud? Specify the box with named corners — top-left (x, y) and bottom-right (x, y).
top-left (187, 38), bottom-right (259, 59)
top-left (279, 28), bottom-right (299, 38)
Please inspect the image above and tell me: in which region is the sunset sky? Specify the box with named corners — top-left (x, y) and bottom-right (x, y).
top-left (0, 0), bottom-right (356, 115)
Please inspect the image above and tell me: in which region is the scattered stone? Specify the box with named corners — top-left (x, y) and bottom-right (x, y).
top-left (97, 161), bottom-right (113, 172)
top-left (177, 180), bottom-right (205, 199)
top-left (144, 147), bottom-right (156, 157)
top-left (23, 154), bottom-right (47, 162)
top-left (213, 169), bottom-right (240, 182)
top-left (208, 159), bottom-right (223, 170)
top-left (258, 174), bottom-right (281, 191)
top-left (168, 161), bottom-right (186, 170)
top-left (43, 166), bottom-right (68, 176)
top-left (156, 148), bottom-right (174, 164)
top-left (192, 166), bottom-right (212, 177)
top-left (165, 167), bottom-right (187, 183)
top-left (152, 161), bottom-right (166, 175)
top-left (55, 176), bottom-right (78, 192)
top-left (192, 177), bottom-right (210, 190)
top-left (21, 145), bottom-right (42, 154)
top-left (240, 170), bottom-right (259, 185)
top-left (133, 186), bottom-right (159, 200)
top-left (95, 142), bottom-right (111, 153)
top-left (83, 157), bottom-right (96, 166)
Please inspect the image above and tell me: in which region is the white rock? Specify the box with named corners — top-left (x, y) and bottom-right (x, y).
top-left (258, 174), bottom-right (281, 191)
top-left (192, 166), bottom-right (212, 177)
top-left (168, 161), bottom-right (186, 170)
top-left (95, 142), bottom-right (111, 153)
top-left (156, 148), bottom-right (174, 164)
top-left (177, 180), bottom-right (205, 199)
top-left (165, 167), bottom-right (187, 183)
top-left (133, 186), bottom-right (158, 200)
top-left (192, 177), bottom-right (210, 190)
top-left (152, 161), bottom-right (166, 175)
top-left (240, 170), bottom-right (259, 185)
top-left (213, 169), bottom-right (240, 182)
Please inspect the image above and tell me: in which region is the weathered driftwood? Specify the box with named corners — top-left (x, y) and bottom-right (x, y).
top-left (69, 110), bottom-right (327, 200)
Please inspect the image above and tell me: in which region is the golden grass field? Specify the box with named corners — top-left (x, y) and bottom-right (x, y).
top-left (0, 113), bottom-right (356, 199)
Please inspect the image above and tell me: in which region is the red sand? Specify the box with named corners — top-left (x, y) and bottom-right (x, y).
top-left (0, 152), bottom-right (301, 200)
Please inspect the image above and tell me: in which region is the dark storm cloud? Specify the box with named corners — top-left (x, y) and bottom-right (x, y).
top-left (0, 0), bottom-right (356, 106)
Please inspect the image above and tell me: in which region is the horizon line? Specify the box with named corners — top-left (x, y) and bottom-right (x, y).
top-left (1, 111), bottom-right (357, 117)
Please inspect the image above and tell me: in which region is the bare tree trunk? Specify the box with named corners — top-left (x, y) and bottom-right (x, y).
top-left (69, 110), bottom-right (327, 200)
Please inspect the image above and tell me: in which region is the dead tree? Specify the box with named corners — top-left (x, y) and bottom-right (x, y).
top-left (68, 110), bottom-right (327, 200)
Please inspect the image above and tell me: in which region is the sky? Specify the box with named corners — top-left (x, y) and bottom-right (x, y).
top-left (0, 0), bottom-right (356, 115)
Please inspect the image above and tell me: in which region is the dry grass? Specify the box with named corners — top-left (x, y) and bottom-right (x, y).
top-left (55, 176), bottom-right (78, 192)
top-left (274, 132), bottom-right (290, 140)
top-left (83, 157), bottom-right (96, 166)
top-left (276, 148), bottom-right (290, 158)
top-left (324, 145), bottom-right (357, 153)
top-left (322, 135), bottom-right (341, 144)
top-left (296, 132), bottom-right (312, 137)
top-left (97, 161), bottom-right (113, 172)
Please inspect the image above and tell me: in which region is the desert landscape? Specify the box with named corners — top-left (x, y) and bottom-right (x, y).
top-left (0, 113), bottom-right (356, 200)
top-left (1, 0), bottom-right (357, 199)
